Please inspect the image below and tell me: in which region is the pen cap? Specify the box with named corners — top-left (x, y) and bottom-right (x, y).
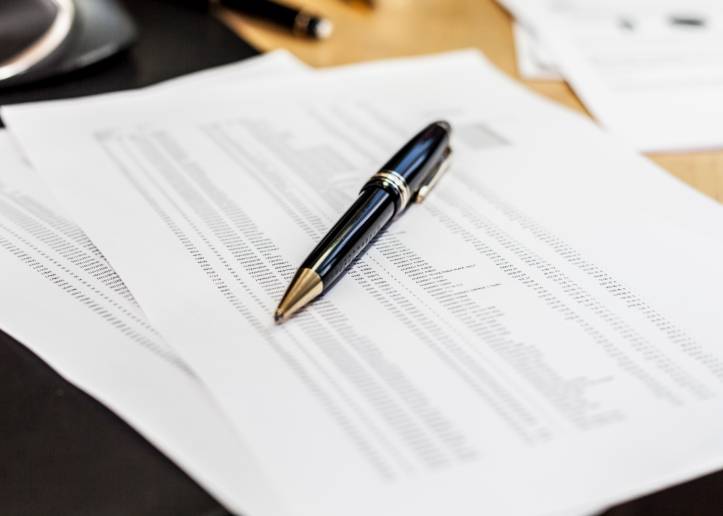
top-left (383, 120), bottom-right (451, 194)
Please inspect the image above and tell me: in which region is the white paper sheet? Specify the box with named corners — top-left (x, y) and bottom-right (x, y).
top-left (0, 132), bottom-right (286, 516)
top-left (502, 0), bottom-right (723, 152)
top-left (5, 50), bottom-right (723, 516)
top-left (513, 22), bottom-right (561, 80)
top-left (0, 51), bottom-right (309, 516)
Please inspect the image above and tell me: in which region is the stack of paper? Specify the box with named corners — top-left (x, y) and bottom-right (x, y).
top-left (0, 50), bottom-right (307, 515)
top-left (504, 0), bottom-right (723, 152)
top-left (1, 47), bottom-right (723, 516)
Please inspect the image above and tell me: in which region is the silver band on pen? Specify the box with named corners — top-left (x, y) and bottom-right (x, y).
top-left (363, 169), bottom-right (412, 213)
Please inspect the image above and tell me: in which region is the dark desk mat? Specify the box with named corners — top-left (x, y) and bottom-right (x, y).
top-left (1, 1), bottom-right (723, 515)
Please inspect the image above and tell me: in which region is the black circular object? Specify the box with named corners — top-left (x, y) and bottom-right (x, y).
top-left (0, 0), bottom-right (136, 88)
top-left (0, 0), bottom-right (61, 63)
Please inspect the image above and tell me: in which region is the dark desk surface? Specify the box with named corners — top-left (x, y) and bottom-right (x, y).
top-left (1, 1), bottom-right (722, 515)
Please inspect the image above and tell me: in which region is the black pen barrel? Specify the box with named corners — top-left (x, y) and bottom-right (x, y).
top-left (220, 0), bottom-right (332, 39)
top-left (302, 189), bottom-right (395, 288)
top-left (223, 0), bottom-right (296, 25)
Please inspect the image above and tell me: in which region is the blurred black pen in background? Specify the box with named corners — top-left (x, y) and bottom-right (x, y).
top-left (219, 0), bottom-right (334, 40)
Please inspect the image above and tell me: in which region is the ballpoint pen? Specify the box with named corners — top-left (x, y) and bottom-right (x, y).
top-left (220, 0), bottom-right (333, 40)
top-left (275, 120), bottom-right (453, 323)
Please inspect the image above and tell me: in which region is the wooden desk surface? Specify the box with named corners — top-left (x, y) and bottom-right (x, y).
top-left (218, 0), bottom-right (723, 203)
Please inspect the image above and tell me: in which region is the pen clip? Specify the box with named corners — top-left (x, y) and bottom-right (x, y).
top-left (415, 146), bottom-right (452, 203)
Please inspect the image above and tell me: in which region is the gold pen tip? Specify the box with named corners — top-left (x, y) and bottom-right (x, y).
top-left (273, 268), bottom-right (323, 323)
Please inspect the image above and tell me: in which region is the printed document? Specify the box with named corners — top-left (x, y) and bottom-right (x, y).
top-left (5, 51), bottom-right (723, 516)
top-left (0, 132), bottom-right (284, 515)
top-left (502, 0), bottom-right (723, 151)
top-left (0, 51), bottom-right (308, 516)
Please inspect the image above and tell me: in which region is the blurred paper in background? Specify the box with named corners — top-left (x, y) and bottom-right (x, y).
top-left (504, 0), bottom-right (723, 151)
